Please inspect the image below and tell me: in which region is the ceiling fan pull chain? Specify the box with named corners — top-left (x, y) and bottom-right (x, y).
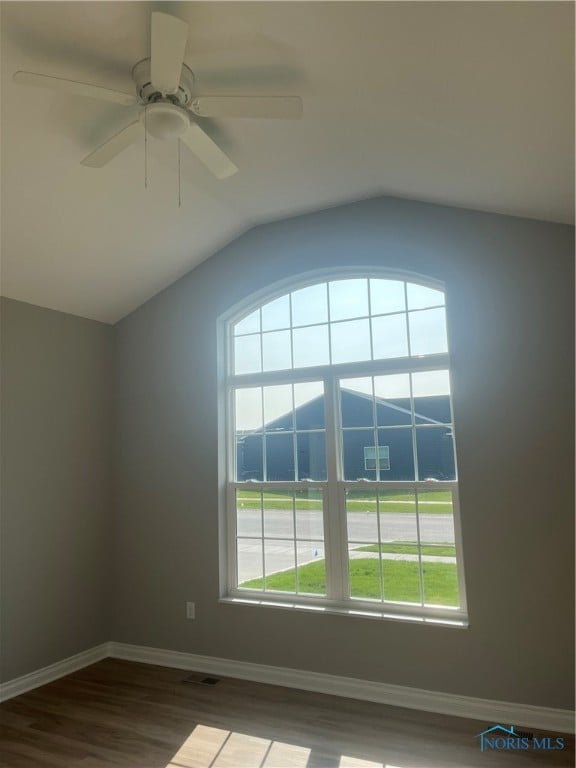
top-left (144, 105), bottom-right (148, 189)
top-left (178, 139), bottom-right (182, 208)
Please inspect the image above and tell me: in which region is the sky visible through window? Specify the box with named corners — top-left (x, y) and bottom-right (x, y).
top-left (234, 279), bottom-right (450, 430)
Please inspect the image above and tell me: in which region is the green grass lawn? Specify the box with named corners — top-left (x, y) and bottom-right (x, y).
top-left (355, 543), bottom-right (456, 557)
top-left (236, 490), bottom-right (453, 514)
top-left (240, 558), bottom-right (459, 606)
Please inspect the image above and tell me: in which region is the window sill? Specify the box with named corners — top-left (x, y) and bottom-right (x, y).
top-left (219, 595), bottom-right (469, 628)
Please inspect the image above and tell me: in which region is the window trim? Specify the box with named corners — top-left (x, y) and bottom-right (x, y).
top-left (218, 268), bottom-right (468, 626)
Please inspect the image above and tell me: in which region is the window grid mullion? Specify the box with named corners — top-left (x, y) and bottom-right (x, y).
top-left (260, 491), bottom-right (266, 592)
top-left (414, 488), bottom-right (425, 607)
top-left (289, 293), bottom-right (295, 371)
top-left (367, 279), bottom-right (375, 365)
top-left (292, 492), bottom-right (299, 594)
top-left (326, 282), bottom-right (333, 364)
top-left (291, 385), bottom-right (299, 481)
top-left (409, 371), bottom-right (419, 482)
top-left (324, 373), bottom-right (348, 601)
top-left (375, 491), bottom-right (384, 602)
top-left (261, 387), bottom-right (267, 482)
top-left (371, 376), bottom-right (379, 481)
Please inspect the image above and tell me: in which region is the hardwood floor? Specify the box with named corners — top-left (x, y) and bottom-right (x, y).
top-left (0, 659), bottom-right (573, 767)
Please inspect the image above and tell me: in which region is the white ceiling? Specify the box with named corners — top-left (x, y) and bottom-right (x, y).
top-left (1, 2), bottom-right (573, 324)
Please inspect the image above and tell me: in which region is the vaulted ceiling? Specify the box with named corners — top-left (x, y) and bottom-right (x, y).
top-left (1, 2), bottom-right (573, 323)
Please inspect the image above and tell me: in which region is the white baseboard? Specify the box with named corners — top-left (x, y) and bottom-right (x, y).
top-left (1, 641), bottom-right (573, 734)
top-left (109, 642), bottom-right (574, 734)
top-left (0, 642), bottom-right (110, 702)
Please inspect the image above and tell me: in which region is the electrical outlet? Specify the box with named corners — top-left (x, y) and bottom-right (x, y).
top-left (186, 601), bottom-right (195, 620)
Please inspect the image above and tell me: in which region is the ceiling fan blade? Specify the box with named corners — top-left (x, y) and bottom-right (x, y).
top-left (180, 123), bottom-right (238, 179)
top-left (190, 96), bottom-right (302, 120)
top-left (13, 71), bottom-right (137, 107)
top-left (81, 121), bottom-right (143, 168)
top-left (151, 12), bottom-right (188, 95)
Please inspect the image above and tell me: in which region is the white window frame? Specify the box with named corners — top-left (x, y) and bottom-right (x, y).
top-left (217, 268), bottom-right (468, 626)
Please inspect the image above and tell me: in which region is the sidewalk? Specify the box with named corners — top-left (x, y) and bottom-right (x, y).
top-left (349, 550), bottom-right (456, 564)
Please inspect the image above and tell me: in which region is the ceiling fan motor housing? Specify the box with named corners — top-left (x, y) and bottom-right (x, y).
top-left (132, 58), bottom-right (195, 106)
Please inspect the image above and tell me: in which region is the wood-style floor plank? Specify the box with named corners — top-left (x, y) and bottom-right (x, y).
top-left (0, 658), bottom-right (573, 767)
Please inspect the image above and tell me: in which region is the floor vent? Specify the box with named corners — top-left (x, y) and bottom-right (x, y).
top-left (182, 672), bottom-right (221, 686)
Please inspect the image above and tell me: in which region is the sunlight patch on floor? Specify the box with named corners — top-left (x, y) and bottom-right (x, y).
top-left (166, 724), bottom-right (311, 767)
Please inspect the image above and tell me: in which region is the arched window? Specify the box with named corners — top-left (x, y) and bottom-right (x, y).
top-left (222, 272), bottom-right (467, 623)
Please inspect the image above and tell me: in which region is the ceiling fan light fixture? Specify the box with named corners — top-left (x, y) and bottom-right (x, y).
top-left (143, 103), bottom-right (189, 139)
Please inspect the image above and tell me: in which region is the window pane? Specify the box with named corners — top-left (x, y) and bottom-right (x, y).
top-left (237, 538), bottom-right (263, 588)
top-left (409, 307), bottom-right (448, 356)
top-left (379, 489), bottom-right (417, 540)
top-left (371, 313), bottom-right (409, 360)
top-left (340, 378), bottom-right (374, 428)
top-left (292, 325), bottom-right (330, 368)
top-left (291, 284), bottom-right (328, 327)
top-left (378, 490), bottom-right (421, 604)
top-left (263, 385), bottom-right (293, 432)
top-left (234, 334), bottom-right (262, 374)
top-left (374, 373), bottom-right (411, 400)
top-left (369, 279), bottom-right (405, 315)
top-left (418, 490), bottom-right (459, 607)
top-left (374, 374), bottom-right (412, 427)
top-left (296, 432), bottom-right (326, 480)
top-left (234, 309), bottom-right (260, 335)
top-left (235, 387), bottom-right (262, 433)
top-left (412, 370), bottom-right (452, 425)
top-left (263, 491), bottom-right (294, 539)
top-left (262, 330), bottom-right (292, 371)
top-left (236, 435), bottom-right (263, 481)
top-left (264, 539), bottom-right (296, 593)
top-left (347, 489), bottom-right (379, 543)
top-left (416, 427), bottom-right (456, 480)
top-left (296, 541), bottom-right (326, 596)
top-left (295, 490), bottom-right (324, 539)
top-left (407, 283), bottom-right (444, 310)
top-left (349, 542), bottom-right (383, 601)
top-left (331, 318), bottom-right (371, 364)
top-left (294, 381), bottom-right (325, 429)
top-left (377, 428), bottom-right (414, 480)
top-left (236, 490), bottom-right (262, 537)
top-left (265, 433), bottom-right (295, 481)
top-left (343, 429), bottom-right (376, 480)
top-left (329, 279), bottom-right (369, 321)
top-left (412, 369), bottom-right (451, 397)
top-left (417, 490), bottom-right (455, 547)
top-left (261, 294), bottom-right (290, 331)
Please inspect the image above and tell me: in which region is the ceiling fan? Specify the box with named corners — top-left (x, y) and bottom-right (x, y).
top-left (13, 12), bottom-right (303, 179)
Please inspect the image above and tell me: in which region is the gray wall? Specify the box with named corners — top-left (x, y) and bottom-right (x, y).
top-left (113, 196), bottom-right (574, 710)
top-left (0, 298), bottom-right (113, 682)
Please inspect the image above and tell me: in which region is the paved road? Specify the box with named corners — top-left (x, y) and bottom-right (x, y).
top-left (237, 508), bottom-right (455, 583)
top-left (237, 508), bottom-right (454, 543)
